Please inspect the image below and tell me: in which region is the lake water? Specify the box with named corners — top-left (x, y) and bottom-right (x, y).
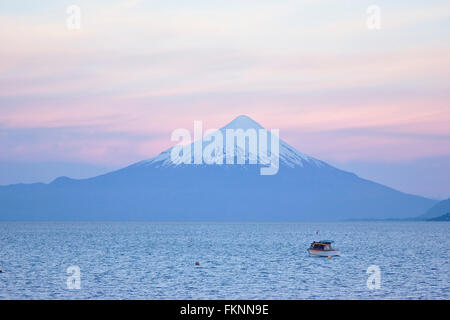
top-left (0, 221), bottom-right (448, 299)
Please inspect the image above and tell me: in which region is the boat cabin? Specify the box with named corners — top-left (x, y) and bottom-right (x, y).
top-left (309, 240), bottom-right (334, 251)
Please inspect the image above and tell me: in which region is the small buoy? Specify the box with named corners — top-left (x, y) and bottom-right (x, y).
top-left (195, 261), bottom-right (200, 266)
top-left (328, 256), bottom-right (332, 259)
top-left (0, 270), bottom-right (2, 273)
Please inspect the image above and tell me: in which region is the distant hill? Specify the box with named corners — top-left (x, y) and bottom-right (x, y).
top-left (427, 213), bottom-right (450, 221)
top-left (0, 115), bottom-right (437, 221)
top-left (417, 198), bottom-right (450, 220)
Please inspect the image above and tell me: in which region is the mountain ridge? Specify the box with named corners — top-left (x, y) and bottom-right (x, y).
top-left (417, 198), bottom-right (450, 220)
top-left (0, 115), bottom-right (437, 221)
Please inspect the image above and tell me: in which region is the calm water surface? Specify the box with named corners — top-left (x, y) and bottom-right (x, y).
top-left (0, 221), bottom-right (448, 299)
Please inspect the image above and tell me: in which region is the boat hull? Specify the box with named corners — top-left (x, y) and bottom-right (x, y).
top-left (307, 249), bottom-right (340, 257)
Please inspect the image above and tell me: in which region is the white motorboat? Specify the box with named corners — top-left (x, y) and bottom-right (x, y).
top-left (307, 240), bottom-right (340, 257)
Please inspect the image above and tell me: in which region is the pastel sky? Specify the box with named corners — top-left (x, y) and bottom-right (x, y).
top-left (1, 0), bottom-right (449, 199)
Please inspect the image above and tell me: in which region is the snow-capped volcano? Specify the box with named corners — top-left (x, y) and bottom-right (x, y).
top-left (0, 115), bottom-right (436, 221)
top-left (135, 115), bottom-right (322, 170)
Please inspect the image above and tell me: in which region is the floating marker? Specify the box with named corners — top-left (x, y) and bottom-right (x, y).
top-left (195, 261), bottom-right (200, 266)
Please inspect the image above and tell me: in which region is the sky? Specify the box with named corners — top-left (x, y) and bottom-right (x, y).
top-left (0, 0), bottom-right (449, 199)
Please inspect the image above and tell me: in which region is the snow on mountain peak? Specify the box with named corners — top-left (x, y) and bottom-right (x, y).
top-left (135, 116), bottom-right (324, 169)
top-left (222, 115), bottom-right (264, 130)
